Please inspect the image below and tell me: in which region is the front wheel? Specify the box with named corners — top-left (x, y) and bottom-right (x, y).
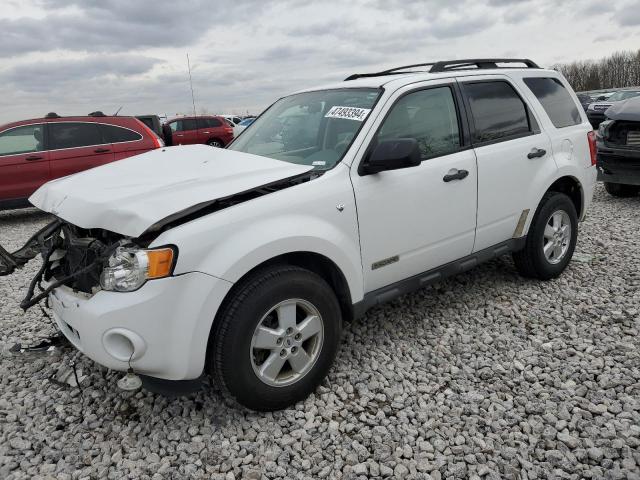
top-left (513, 192), bottom-right (578, 280)
top-left (210, 265), bottom-right (342, 411)
top-left (604, 182), bottom-right (639, 198)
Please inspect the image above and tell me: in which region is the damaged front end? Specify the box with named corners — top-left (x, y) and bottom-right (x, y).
top-left (1, 220), bottom-right (126, 311)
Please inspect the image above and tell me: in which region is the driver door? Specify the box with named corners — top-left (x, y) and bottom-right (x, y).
top-left (351, 81), bottom-right (478, 293)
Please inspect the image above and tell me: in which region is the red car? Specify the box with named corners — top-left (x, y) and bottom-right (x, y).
top-left (0, 113), bottom-right (162, 209)
top-left (164, 115), bottom-right (234, 147)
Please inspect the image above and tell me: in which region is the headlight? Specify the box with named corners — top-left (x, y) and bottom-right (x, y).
top-left (100, 246), bottom-right (175, 292)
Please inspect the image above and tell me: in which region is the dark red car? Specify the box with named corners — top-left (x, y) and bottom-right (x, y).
top-left (164, 115), bottom-right (234, 147)
top-left (0, 114), bottom-right (163, 209)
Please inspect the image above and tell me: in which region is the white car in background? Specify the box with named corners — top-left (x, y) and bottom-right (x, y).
top-left (233, 117), bottom-right (255, 137)
top-left (1, 58), bottom-right (597, 411)
top-left (221, 115), bottom-right (242, 126)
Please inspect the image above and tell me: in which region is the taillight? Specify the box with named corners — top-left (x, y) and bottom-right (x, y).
top-left (587, 131), bottom-right (597, 166)
top-left (136, 119), bottom-right (163, 148)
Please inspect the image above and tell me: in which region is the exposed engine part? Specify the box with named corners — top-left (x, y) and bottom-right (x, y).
top-left (0, 220), bottom-right (63, 276)
top-left (1, 220), bottom-right (127, 311)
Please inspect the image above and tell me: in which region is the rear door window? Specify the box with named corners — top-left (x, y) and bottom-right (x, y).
top-left (200, 118), bottom-right (222, 128)
top-left (0, 124), bottom-right (44, 156)
top-left (462, 81), bottom-right (532, 143)
top-left (99, 124), bottom-right (142, 143)
top-left (181, 119), bottom-right (198, 131)
top-left (523, 77), bottom-right (582, 128)
top-left (49, 122), bottom-right (103, 150)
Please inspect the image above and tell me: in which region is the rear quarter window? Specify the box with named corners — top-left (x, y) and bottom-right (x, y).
top-left (523, 77), bottom-right (582, 128)
top-left (100, 124), bottom-right (143, 143)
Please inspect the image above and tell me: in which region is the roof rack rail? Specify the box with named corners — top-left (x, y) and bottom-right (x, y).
top-left (44, 112), bottom-right (60, 119)
top-left (344, 58), bottom-right (539, 81)
top-left (345, 62), bottom-right (436, 81)
top-left (429, 58), bottom-right (539, 73)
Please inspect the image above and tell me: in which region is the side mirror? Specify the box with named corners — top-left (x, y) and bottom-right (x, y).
top-left (359, 138), bottom-right (422, 175)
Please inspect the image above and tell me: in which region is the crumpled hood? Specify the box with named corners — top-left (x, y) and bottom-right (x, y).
top-left (605, 97), bottom-right (640, 121)
top-left (30, 145), bottom-right (313, 237)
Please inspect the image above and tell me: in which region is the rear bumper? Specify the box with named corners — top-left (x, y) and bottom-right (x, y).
top-left (49, 272), bottom-right (233, 380)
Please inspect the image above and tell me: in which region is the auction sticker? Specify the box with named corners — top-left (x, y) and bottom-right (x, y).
top-left (325, 106), bottom-right (371, 121)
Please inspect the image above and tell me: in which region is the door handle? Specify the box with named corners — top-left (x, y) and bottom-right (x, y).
top-left (527, 148), bottom-right (546, 159)
top-left (25, 155), bottom-right (43, 161)
top-left (94, 148), bottom-right (111, 153)
top-left (202, 131), bottom-right (210, 134)
top-left (443, 169), bottom-right (469, 182)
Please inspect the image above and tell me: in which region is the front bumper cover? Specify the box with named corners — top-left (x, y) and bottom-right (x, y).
top-left (597, 144), bottom-right (640, 185)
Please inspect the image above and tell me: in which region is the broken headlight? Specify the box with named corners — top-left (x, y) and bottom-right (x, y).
top-left (100, 246), bottom-right (175, 292)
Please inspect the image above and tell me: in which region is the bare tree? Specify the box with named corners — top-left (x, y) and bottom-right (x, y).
top-left (553, 49), bottom-right (640, 91)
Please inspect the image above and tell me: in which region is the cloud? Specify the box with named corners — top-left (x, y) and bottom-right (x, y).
top-left (430, 17), bottom-right (492, 38)
top-left (0, 55), bottom-right (162, 92)
top-left (0, 0), bottom-right (272, 58)
top-left (615, 8), bottom-right (640, 26)
top-left (1, 0), bottom-right (640, 123)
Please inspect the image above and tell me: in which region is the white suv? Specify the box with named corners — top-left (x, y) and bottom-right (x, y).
top-left (1, 59), bottom-right (597, 411)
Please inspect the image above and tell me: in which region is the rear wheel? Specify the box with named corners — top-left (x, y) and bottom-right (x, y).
top-left (207, 139), bottom-right (224, 148)
top-left (210, 265), bottom-right (342, 411)
top-left (513, 192), bottom-right (578, 280)
top-left (604, 182), bottom-right (639, 197)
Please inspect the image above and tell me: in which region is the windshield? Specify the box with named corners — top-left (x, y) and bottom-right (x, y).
top-left (239, 118), bottom-right (254, 126)
top-left (228, 88), bottom-right (380, 170)
top-left (608, 91), bottom-right (640, 102)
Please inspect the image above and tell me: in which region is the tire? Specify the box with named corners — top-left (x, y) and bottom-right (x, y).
top-left (207, 139), bottom-right (224, 148)
top-left (513, 192), bottom-right (578, 280)
top-left (604, 182), bottom-right (639, 198)
top-left (210, 265), bottom-right (342, 411)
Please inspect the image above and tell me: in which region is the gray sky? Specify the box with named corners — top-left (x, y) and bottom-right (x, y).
top-left (1, 0), bottom-right (639, 123)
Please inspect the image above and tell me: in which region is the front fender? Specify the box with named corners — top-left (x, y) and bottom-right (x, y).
top-left (151, 167), bottom-right (364, 303)
top-left (201, 216), bottom-right (364, 303)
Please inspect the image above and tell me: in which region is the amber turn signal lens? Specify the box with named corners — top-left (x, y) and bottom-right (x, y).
top-left (146, 248), bottom-right (174, 279)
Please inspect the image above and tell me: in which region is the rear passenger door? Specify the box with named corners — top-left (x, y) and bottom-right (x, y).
top-left (198, 117), bottom-right (219, 143)
top-left (458, 76), bottom-right (554, 252)
top-left (171, 118), bottom-right (200, 145)
top-left (48, 121), bottom-right (115, 179)
top-left (99, 123), bottom-right (146, 161)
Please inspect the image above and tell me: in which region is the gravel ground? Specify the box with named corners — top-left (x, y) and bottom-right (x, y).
top-left (1, 184), bottom-right (639, 480)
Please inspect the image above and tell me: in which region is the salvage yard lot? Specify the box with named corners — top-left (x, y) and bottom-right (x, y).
top-left (0, 184), bottom-right (639, 480)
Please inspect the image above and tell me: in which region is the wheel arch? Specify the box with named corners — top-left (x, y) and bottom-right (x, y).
top-left (545, 175), bottom-right (583, 219)
top-left (216, 251), bottom-right (354, 324)
top-left (204, 251), bottom-right (354, 374)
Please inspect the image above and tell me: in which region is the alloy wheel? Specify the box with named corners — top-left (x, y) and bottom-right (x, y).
top-left (543, 210), bottom-right (572, 264)
top-left (250, 299), bottom-right (324, 387)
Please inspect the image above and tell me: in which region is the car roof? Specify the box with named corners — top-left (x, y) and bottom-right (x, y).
top-left (165, 115), bottom-right (222, 122)
top-left (292, 67), bottom-right (561, 95)
top-left (0, 115), bottom-right (139, 131)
